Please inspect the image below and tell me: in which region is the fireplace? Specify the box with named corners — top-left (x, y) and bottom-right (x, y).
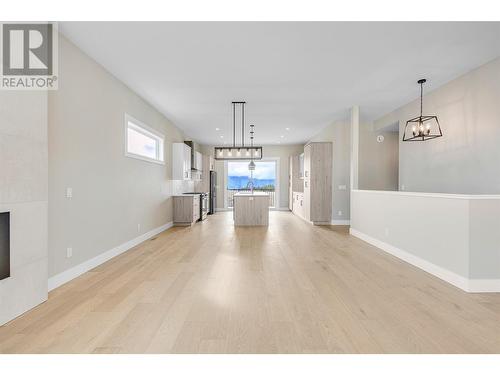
top-left (0, 212), bottom-right (10, 280)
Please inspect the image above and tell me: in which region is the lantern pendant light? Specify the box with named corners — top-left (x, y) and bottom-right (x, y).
top-left (402, 79), bottom-right (443, 142)
top-left (248, 124), bottom-right (256, 170)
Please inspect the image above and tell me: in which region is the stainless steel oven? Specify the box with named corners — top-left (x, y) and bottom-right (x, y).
top-left (199, 192), bottom-right (208, 220)
top-left (183, 192), bottom-right (208, 221)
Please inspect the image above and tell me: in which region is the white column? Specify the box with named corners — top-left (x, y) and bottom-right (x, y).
top-left (350, 105), bottom-right (360, 190)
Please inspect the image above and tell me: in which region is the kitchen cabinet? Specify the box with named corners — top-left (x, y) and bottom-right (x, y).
top-left (197, 154), bottom-right (211, 193)
top-left (289, 155), bottom-right (303, 210)
top-left (172, 143), bottom-right (191, 180)
top-left (209, 155), bottom-right (215, 171)
top-left (303, 146), bottom-right (311, 221)
top-left (292, 192), bottom-right (305, 219)
top-left (195, 151), bottom-right (201, 171)
top-left (173, 194), bottom-right (200, 225)
top-left (298, 153), bottom-right (304, 179)
top-left (302, 142), bottom-right (332, 225)
top-left (195, 151), bottom-right (203, 171)
top-left (233, 192), bottom-right (269, 226)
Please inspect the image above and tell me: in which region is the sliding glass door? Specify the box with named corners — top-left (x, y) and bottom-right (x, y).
top-left (226, 160), bottom-right (278, 208)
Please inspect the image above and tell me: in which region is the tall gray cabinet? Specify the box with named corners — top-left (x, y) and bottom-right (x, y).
top-left (303, 142), bottom-right (332, 225)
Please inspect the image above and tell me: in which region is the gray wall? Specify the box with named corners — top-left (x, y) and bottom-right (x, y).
top-left (375, 57), bottom-right (500, 194)
top-left (0, 90), bottom-right (48, 325)
top-left (48, 35), bottom-right (186, 278)
top-left (359, 123), bottom-right (399, 191)
top-left (309, 119), bottom-right (351, 221)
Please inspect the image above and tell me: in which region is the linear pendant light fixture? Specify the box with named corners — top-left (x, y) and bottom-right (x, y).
top-left (214, 101), bottom-right (263, 160)
top-left (402, 79), bottom-right (443, 142)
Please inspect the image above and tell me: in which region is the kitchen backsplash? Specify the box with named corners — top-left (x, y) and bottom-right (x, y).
top-left (172, 179), bottom-right (195, 195)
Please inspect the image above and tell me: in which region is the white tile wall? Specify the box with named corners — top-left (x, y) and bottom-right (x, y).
top-left (0, 90), bottom-right (48, 326)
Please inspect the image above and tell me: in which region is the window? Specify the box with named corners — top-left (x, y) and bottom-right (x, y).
top-left (226, 160), bottom-right (278, 208)
top-left (125, 114), bottom-right (164, 164)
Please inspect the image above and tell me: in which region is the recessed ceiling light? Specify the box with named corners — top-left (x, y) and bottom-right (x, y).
top-left (220, 135), bottom-right (224, 138)
top-left (285, 127), bottom-right (290, 131)
top-left (280, 135), bottom-right (284, 138)
top-left (215, 127), bottom-right (220, 131)
top-left (277, 141), bottom-right (281, 144)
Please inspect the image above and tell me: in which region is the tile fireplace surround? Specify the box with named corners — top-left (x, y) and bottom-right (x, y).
top-left (0, 90), bottom-right (48, 326)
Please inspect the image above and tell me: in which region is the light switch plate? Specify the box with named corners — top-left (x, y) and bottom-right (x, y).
top-left (66, 187), bottom-right (73, 198)
top-left (66, 247), bottom-right (73, 258)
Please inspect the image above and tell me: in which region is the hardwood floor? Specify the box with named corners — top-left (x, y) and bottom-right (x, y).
top-left (1, 211), bottom-right (500, 353)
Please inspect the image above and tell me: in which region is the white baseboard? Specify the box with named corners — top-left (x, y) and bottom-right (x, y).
top-left (467, 279), bottom-right (500, 293)
top-left (215, 208), bottom-right (229, 212)
top-left (331, 220), bottom-right (350, 225)
top-left (349, 228), bottom-right (500, 293)
top-left (48, 222), bottom-right (173, 292)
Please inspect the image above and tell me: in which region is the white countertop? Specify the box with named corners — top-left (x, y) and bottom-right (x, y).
top-left (234, 192), bottom-right (269, 197)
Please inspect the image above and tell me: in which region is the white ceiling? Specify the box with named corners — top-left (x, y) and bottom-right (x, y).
top-left (60, 22), bottom-right (500, 145)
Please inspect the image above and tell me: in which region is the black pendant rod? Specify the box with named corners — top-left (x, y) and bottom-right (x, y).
top-left (231, 101), bottom-right (246, 148)
top-left (418, 78), bottom-right (426, 118)
top-left (242, 103), bottom-right (245, 148)
top-left (232, 102), bottom-right (236, 147)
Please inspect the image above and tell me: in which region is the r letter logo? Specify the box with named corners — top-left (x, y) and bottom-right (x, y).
top-left (1, 22), bottom-right (58, 90)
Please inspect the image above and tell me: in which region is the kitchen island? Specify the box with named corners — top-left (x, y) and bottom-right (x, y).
top-left (233, 192), bottom-right (270, 226)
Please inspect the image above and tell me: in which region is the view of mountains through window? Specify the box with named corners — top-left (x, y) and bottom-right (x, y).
top-left (227, 161), bottom-right (276, 190)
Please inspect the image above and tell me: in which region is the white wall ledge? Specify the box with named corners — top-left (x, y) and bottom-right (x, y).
top-left (352, 189), bottom-right (500, 200)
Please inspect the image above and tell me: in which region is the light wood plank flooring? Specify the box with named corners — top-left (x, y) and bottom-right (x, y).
top-left (1, 211), bottom-right (500, 353)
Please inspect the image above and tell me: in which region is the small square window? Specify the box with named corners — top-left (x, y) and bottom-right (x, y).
top-left (125, 114), bottom-right (164, 164)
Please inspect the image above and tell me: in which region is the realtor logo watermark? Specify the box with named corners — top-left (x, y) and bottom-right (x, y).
top-left (1, 22), bottom-right (58, 90)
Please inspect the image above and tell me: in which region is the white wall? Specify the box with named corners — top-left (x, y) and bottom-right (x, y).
top-left (375, 57), bottom-right (500, 194)
top-left (48, 35), bottom-right (186, 278)
top-left (0, 90), bottom-right (48, 325)
top-left (309, 119), bottom-right (351, 221)
top-left (351, 190), bottom-right (500, 292)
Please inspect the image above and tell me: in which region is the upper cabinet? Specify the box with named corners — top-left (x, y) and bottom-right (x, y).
top-left (195, 151), bottom-right (203, 172)
top-left (290, 154), bottom-right (304, 193)
top-left (209, 155), bottom-right (215, 171)
top-left (298, 153), bottom-right (304, 179)
top-left (173, 142), bottom-right (192, 180)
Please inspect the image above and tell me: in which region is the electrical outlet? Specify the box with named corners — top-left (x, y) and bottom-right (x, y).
top-left (384, 228), bottom-right (389, 237)
top-left (66, 187), bottom-right (73, 198)
top-left (66, 247), bottom-right (73, 258)
top-left (401, 184), bottom-right (405, 191)
top-left (338, 210), bottom-right (343, 216)
top-left (137, 223), bottom-right (141, 232)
